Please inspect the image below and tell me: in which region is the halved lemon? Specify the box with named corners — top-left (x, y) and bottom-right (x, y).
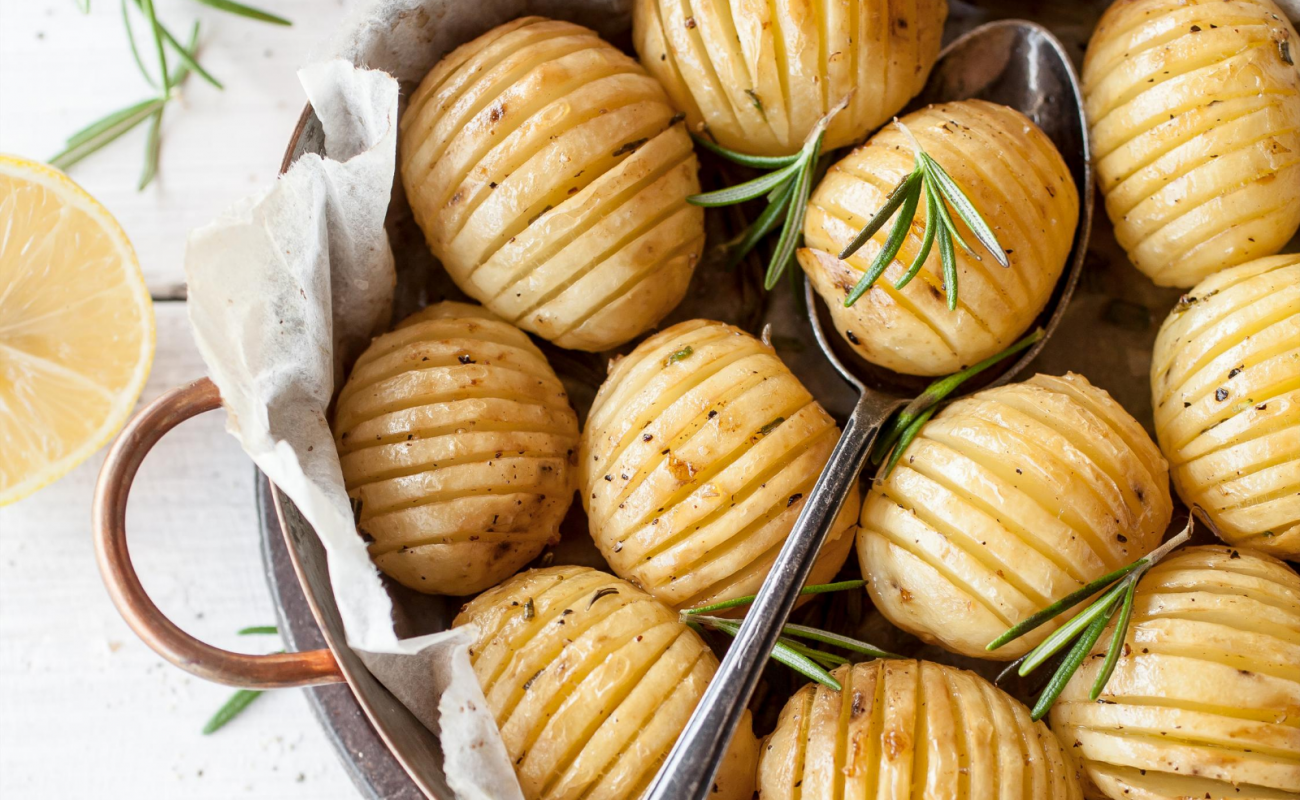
top-left (0, 155), bottom-right (155, 505)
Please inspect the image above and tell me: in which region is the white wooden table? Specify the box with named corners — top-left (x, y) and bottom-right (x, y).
top-left (0, 1), bottom-right (367, 796)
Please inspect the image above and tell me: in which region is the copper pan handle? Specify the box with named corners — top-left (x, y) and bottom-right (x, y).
top-left (93, 377), bottom-right (344, 689)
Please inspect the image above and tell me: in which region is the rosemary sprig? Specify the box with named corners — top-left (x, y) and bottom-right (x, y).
top-left (871, 327), bottom-right (1044, 478)
top-left (987, 519), bottom-right (1194, 720)
top-left (202, 625), bottom-right (279, 735)
top-left (57, 0), bottom-right (291, 187)
top-left (841, 121), bottom-right (1008, 310)
top-left (689, 99), bottom-right (848, 290)
top-left (682, 580), bottom-right (899, 691)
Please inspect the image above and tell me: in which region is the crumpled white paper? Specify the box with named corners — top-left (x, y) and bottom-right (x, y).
top-left (183, 1), bottom-right (631, 797)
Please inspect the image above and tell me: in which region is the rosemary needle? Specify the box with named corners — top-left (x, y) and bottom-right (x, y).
top-left (841, 120), bottom-right (1008, 310)
top-left (688, 98), bottom-right (849, 290)
top-left (682, 580), bottom-right (897, 690)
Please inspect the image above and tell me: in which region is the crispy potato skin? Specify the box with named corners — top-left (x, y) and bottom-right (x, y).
top-left (1051, 545), bottom-right (1300, 800)
top-left (759, 659), bottom-right (1083, 800)
top-left (398, 18), bottom-right (704, 352)
top-left (858, 373), bottom-right (1172, 659)
top-left (799, 100), bottom-right (1079, 376)
top-left (579, 320), bottom-right (856, 610)
top-left (454, 566), bottom-right (758, 800)
top-left (1082, 0), bottom-right (1300, 288)
top-left (633, 0), bottom-right (948, 156)
top-left (332, 302), bottom-right (578, 595)
top-left (1151, 255), bottom-right (1300, 557)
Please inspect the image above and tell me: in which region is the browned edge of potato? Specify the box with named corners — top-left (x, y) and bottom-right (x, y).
top-left (633, 0), bottom-right (948, 156)
top-left (579, 319), bottom-right (857, 611)
top-left (333, 301), bottom-right (579, 595)
top-left (759, 658), bottom-right (1083, 799)
top-left (453, 565), bottom-right (759, 800)
top-left (399, 17), bottom-right (704, 352)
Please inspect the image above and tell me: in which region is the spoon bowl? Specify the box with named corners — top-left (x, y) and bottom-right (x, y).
top-left (647, 20), bottom-right (1093, 800)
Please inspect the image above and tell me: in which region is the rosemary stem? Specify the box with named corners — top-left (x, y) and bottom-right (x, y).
top-left (680, 579), bottom-right (865, 617)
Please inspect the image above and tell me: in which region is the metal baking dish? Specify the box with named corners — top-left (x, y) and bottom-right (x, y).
top-left (90, 1), bottom-right (1249, 797)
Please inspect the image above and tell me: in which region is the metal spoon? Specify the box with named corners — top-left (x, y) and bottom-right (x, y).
top-left (644, 19), bottom-right (1093, 800)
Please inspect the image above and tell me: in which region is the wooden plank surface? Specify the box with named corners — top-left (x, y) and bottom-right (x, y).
top-left (0, 1), bottom-right (365, 795)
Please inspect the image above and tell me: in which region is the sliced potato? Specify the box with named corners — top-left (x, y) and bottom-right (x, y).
top-left (454, 565), bottom-right (758, 800)
top-left (858, 373), bottom-right (1172, 658)
top-left (759, 658), bottom-right (1082, 799)
top-left (1051, 545), bottom-right (1300, 800)
top-left (399, 17), bottom-right (704, 352)
top-left (799, 100), bottom-right (1079, 376)
top-left (633, 0), bottom-right (948, 156)
top-left (1151, 254), bottom-right (1300, 557)
top-left (1082, 0), bottom-right (1300, 287)
top-left (332, 302), bottom-right (578, 595)
top-left (579, 320), bottom-right (856, 610)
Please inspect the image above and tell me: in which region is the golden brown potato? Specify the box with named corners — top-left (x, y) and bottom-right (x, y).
top-left (633, 0), bottom-right (948, 156)
top-left (399, 18), bottom-right (704, 352)
top-left (759, 658), bottom-right (1083, 799)
top-left (1051, 545), bottom-right (1300, 800)
top-left (858, 373), bottom-right (1173, 659)
top-left (1151, 254), bottom-right (1300, 557)
top-left (800, 100), bottom-right (1079, 376)
top-left (1083, 0), bottom-right (1300, 288)
top-left (579, 320), bottom-right (857, 610)
top-left (333, 302), bottom-right (578, 595)
top-left (454, 565), bottom-right (759, 800)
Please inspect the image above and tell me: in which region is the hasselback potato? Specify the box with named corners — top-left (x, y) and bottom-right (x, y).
top-left (800, 100), bottom-right (1078, 376)
top-left (1083, 0), bottom-right (1300, 287)
top-left (333, 302), bottom-right (578, 595)
top-left (858, 373), bottom-right (1172, 658)
top-left (579, 320), bottom-right (857, 610)
top-left (1151, 254), bottom-right (1299, 558)
top-left (632, 0), bottom-right (948, 156)
top-left (454, 566), bottom-right (759, 800)
top-left (399, 17), bottom-right (704, 352)
top-left (759, 659), bottom-right (1083, 799)
top-left (1051, 545), bottom-right (1300, 800)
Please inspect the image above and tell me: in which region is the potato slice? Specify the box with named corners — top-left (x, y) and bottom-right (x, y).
top-left (1151, 254), bottom-right (1300, 557)
top-left (758, 658), bottom-right (1082, 799)
top-left (1082, 0), bottom-right (1300, 287)
top-left (799, 100), bottom-right (1079, 376)
top-left (858, 372), bottom-right (1172, 658)
top-left (579, 320), bottom-right (856, 610)
top-left (332, 302), bottom-right (578, 595)
top-left (399, 17), bottom-right (704, 352)
top-left (632, 0), bottom-right (947, 156)
top-left (454, 566), bottom-right (758, 800)
top-left (1051, 545), bottom-right (1300, 800)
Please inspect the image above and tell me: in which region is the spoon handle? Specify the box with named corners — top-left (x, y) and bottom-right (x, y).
top-left (644, 393), bottom-right (892, 800)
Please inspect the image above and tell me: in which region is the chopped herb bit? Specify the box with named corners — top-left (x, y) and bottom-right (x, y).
top-left (665, 345), bottom-right (694, 366)
top-left (757, 417), bottom-right (785, 436)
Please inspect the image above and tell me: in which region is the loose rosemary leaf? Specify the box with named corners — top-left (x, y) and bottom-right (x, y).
top-left (691, 134), bottom-right (801, 169)
top-left (194, 0), bottom-right (292, 25)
